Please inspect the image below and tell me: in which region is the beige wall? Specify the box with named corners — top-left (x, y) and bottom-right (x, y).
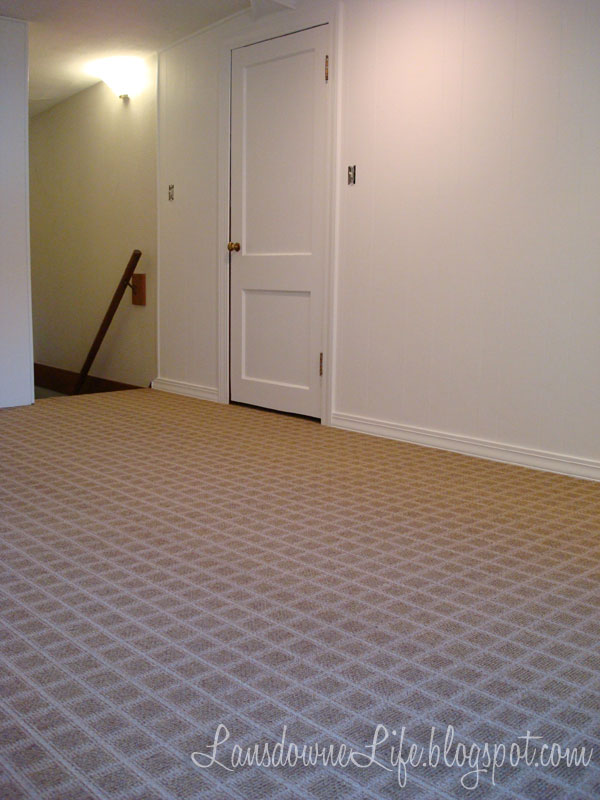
top-left (29, 64), bottom-right (157, 387)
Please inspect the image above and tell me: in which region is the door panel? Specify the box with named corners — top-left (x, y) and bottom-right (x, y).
top-left (242, 289), bottom-right (311, 387)
top-left (230, 25), bottom-right (329, 418)
top-left (243, 49), bottom-right (315, 255)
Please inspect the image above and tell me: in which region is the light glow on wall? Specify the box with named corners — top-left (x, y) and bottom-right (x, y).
top-left (86, 56), bottom-right (149, 99)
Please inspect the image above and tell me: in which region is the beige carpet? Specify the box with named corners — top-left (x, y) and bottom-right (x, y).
top-left (1, 388), bottom-right (598, 799)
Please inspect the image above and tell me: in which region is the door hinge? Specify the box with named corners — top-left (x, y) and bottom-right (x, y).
top-left (325, 55), bottom-right (329, 83)
top-left (319, 352), bottom-right (323, 377)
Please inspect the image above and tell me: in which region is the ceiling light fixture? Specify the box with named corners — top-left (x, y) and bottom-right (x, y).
top-left (86, 56), bottom-right (148, 100)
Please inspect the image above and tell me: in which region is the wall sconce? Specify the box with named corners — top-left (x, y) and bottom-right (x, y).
top-left (86, 56), bottom-right (148, 100)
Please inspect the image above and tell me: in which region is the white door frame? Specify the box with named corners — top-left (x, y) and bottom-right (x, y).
top-left (216, 1), bottom-right (341, 424)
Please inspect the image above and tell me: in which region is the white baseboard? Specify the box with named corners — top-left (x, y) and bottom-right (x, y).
top-left (151, 377), bottom-right (220, 403)
top-left (330, 411), bottom-right (600, 482)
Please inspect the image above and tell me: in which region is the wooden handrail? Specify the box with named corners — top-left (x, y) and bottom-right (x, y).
top-left (73, 249), bottom-right (142, 395)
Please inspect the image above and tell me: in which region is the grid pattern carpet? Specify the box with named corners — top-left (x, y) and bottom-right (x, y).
top-left (1, 388), bottom-right (599, 800)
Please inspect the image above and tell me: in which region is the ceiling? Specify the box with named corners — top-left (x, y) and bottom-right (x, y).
top-left (0, 0), bottom-right (251, 115)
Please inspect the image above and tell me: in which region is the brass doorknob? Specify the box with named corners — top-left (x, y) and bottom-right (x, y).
top-left (227, 242), bottom-right (240, 252)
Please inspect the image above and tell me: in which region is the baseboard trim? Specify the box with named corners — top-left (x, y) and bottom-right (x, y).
top-left (34, 363), bottom-right (140, 395)
top-left (331, 411), bottom-right (600, 481)
top-left (151, 377), bottom-right (219, 403)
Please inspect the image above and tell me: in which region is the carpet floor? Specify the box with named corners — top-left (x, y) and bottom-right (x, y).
top-left (0, 388), bottom-right (598, 799)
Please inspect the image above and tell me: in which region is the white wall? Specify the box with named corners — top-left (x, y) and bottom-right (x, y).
top-left (30, 69), bottom-right (157, 388)
top-left (156, 26), bottom-right (224, 398)
top-left (333, 0), bottom-right (600, 478)
top-left (0, 17), bottom-right (34, 408)
top-left (157, 0), bottom-right (600, 479)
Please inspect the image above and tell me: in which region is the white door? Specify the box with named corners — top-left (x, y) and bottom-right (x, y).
top-left (229, 25), bottom-right (330, 418)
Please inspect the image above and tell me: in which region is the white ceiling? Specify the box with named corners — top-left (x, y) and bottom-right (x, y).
top-left (0, 0), bottom-right (251, 115)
